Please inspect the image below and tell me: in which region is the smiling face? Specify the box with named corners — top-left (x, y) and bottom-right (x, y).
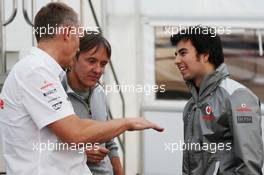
top-left (174, 39), bottom-right (208, 87)
top-left (70, 45), bottom-right (109, 90)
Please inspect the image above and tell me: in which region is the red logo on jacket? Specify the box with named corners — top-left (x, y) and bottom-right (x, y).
top-left (0, 99), bottom-right (4, 109)
top-left (203, 105), bottom-right (214, 121)
top-left (236, 103), bottom-right (252, 112)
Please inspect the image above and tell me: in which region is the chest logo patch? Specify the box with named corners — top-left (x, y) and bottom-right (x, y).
top-left (205, 105), bottom-right (212, 115)
top-left (202, 105), bottom-right (215, 121)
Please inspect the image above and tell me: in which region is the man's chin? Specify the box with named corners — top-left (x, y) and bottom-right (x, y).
top-left (85, 82), bottom-right (97, 88)
top-left (182, 75), bottom-right (192, 81)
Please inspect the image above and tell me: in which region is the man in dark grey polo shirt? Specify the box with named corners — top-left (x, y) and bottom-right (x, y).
top-left (62, 31), bottom-right (123, 175)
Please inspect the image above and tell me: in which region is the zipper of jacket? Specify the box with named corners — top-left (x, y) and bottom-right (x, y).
top-left (70, 93), bottom-right (91, 113)
top-left (187, 111), bottom-right (191, 175)
top-left (189, 103), bottom-right (197, 175)
top-left (190, 108), bottom-right (195, 175)
top-left (187, 106), bottom-right (195, 175)
top-left (86, 84), bottom-right (99, 115)
top-left (86, 91), bottom-right (93, 115)
top-left (81, 88), bottom-right (93, 116)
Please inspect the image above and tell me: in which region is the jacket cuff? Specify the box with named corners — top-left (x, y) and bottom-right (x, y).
top-left (108, 149), bottom-right (119, 158)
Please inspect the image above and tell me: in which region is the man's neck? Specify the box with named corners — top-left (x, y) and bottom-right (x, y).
top-left (37, 41), bottom-right (62, 66)
top-left (67, 71), bottom-right (90, 93)
top-left (194, 64), bottom-right (215, 89)
top-left (194, 77), bottom-right (203, 89)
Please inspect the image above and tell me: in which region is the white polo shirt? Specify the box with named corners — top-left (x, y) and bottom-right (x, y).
top-left (0, 47), bottom-right (92, 175)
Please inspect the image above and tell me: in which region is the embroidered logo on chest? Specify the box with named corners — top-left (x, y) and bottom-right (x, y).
top-left (202, 104), bottom-right (215, 121)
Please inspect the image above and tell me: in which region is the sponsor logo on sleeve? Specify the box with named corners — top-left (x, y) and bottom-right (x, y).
top-left (51, 101), bottom-right (62, 111)
top-left (237, 115), bottom-right (252, 123)
top-left (40, 81), bottom-right (54, 90)
top-left (40, 81), bottom-right (58, 97)
top-left (40, 81), bottom-right (62, 111)
top-left (236, 103), bottom-right (252, 112)
top-left (43, 88), bottom-right (57, 97)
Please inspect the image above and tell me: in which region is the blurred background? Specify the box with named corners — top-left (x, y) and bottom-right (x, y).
top-left (0, 0), bottom-right (264, 174)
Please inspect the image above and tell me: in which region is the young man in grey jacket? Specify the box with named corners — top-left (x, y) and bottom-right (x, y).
top-left (62, 32), bottom-right (124, 175)
top-left (171, 26), bottom-right (263, 175)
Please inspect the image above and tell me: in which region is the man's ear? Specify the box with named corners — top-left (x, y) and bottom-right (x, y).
top-left (62, 26), bottom-right (71, 41)
top-left (72, 54), bottom-right (79, 65)
top-left (202, 53), bottom-right (209, 63)
top-left (67, 56), bottom-right (78, 71)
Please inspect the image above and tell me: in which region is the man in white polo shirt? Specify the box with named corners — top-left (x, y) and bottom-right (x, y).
top-left (0, 2), bottom-right (163, 175)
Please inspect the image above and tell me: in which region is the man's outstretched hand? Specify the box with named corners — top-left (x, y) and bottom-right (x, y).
top-left (127, 118), bottom-right (164, 132)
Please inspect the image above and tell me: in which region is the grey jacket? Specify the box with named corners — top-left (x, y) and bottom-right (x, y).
top-left (61, 75), bottom-right (119, 175)
top-left (182, 63), bottom-right (264, 175)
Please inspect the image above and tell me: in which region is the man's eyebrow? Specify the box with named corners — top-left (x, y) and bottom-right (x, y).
top-left (178, 48), bottom-right (187, 53)
top-left (175, 48), bottom-right (187, 55)
top-left (83, 57), bottom-right (97, 62)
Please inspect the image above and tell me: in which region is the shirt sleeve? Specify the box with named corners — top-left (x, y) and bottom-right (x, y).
top-left (105, 138), bottom-right (119, 158)
top-left (91, 85), bottom-right (120, 158)
top-left (229, 88), bottom-right (264, 175)
top-left (20, 67), bottom-right (75, 129)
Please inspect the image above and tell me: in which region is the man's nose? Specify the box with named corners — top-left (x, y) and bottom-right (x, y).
top-left (93, 64), bottom-right (102, 74)
top-left (174, 55), bottom-right (181, 65)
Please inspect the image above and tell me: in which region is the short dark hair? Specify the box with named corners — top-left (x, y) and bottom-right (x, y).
top-left (76, 31), bottom-right (111, 59)
top-left (170, 26), bottom-right (224, 68)
top-left (34, 2), bottom-right (78, 42)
